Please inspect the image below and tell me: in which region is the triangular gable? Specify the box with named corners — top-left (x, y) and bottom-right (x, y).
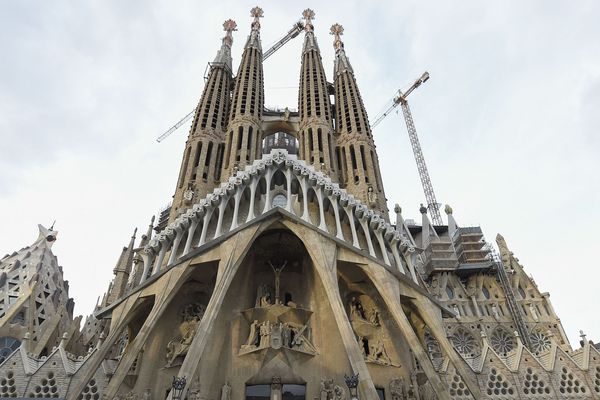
top-left (478, 348), bottom-right (519, 398)
top-left (550, 346), bottom-right (593, 398)
top-left (0, 347), bottom-right (28, 396)
top-left (513, 347), bottom-right (557, 398)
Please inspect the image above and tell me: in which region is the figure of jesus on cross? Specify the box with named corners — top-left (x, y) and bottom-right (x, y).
top-left (268, 260), bottom-right (288, 305)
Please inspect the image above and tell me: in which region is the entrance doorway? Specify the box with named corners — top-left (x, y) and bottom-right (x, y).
top-left (245, 384), bottom-right (306, 400)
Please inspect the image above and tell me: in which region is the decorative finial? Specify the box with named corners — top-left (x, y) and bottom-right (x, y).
top-left (222, 19), bottom-right (237, 47)
top-left (419, 203), bottom-right (428, 214)
top-left (250, 6), bottom-right (264, 31)
top-left (302, 9), bottom-right (315, 31)
top-left (330, 23), bottom-right (344, 51)
top-left (444, 204), bottom-right (453, 215)
top-left (394, 204), bottom-right (402, 214)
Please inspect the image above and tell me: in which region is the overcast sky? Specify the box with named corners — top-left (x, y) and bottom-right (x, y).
top-left (1, 0), bottom-right (598, 347)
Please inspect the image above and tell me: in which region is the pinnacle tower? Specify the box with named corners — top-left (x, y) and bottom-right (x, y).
top-left (297, 9), bottom-right (336, 175)
top-left (221, 7), bottom-right (265, 178)
top-left (169, 19), bottom-right (236, 221)
top-left (330, 24), bottom-right (388, 216)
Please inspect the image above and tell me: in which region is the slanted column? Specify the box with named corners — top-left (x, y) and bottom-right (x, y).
top-left (167, 227), bottom-right (185, 265)
top-left (246, 176), bottom-right (258, 222)
top-left (315, 186), bottom-right (328, 232)
top-left (299, 175), bottom-right (310, 223)
top-left (183, 219), bottom-right (200, 255)
top-left (152, 243), bottom-right (168, 275)
top-left (262, 168), bottom-right (274, 214)
top-left (389, 236), bottom-right (406, 274)
top-left (373, 227), bottom-right (390, 265)
top-left (404, 252), bottom-right (419, 283)
top-left (329, 196), bottom-right (344, 241)
top-left (285, 168), bottom-right (293, 213)
top-left (199, 209), bottom-right (214, 246)
top-left (139, 249), bottom-right (155, 284)
top-left (356, 210), bottom-right (376, 257)
top-left (215, 196), bottom-right (228, 238)
top-left (342, 205), bottom-right (360, 248)
top-left (230, 187), bottom-right (243, 231)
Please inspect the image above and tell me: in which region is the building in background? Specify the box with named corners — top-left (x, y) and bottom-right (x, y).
top-left (1, 8), bottom-right (599, 400)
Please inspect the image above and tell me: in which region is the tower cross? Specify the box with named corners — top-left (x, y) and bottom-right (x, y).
top-left (302, 9), bottom-right (315, 31)
top-left (330, 23), bottom-right (344, 51)
top-left (250, 6), bottom-right (264, 31)
top-left (222, 19), bottom-right (237, 47)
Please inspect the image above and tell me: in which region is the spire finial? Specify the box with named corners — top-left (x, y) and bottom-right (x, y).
top-left (250, 6), bottom-right (264, 31)
top-left (302, 9), bottom-right (315, 32)
top-left (444, 204), bottom-right (453, 215)
top-left (222, 19), bottom-right (237, 47)
top-left (330, 23), bottom-right (344, 51)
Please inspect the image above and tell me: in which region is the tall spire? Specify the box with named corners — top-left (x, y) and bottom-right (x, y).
top-left (297, 9), bottom-right (336, 175)
top-left (221, 7), bottom-right (265, 178)
top-left (107, 228), bottom-right (137, 304)
top-left (213, 19), bottom-right (237, 70)
top-left (169, 20), bottom-right (236, 221)
top-left (330, 23), bottom-right (388, 218)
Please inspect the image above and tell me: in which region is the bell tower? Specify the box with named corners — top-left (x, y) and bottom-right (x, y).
top-left (330, 24), bottom-right (388, 217)
top-left (297, 9), bottom-right (337, 176)
top-left (169, 19), bottom-right (236, 222)
top-left (221, 7), bottom-right (265, 178)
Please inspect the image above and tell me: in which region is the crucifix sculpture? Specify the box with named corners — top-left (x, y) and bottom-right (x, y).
top-left (268, 260), bottom-right (288, 304)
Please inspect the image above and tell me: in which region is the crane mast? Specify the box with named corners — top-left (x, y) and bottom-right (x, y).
top-left (372, 72), bottom-right (443, 225)
top-left (157, 21), bottom-right (304, 143)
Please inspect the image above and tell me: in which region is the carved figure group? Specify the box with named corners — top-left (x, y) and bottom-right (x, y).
top-left (349, 297), bottom-right (380, 326)
top-left (242, 319), bottom-right (315, 353)
top-left (165, 303), bottom-right (206, 366)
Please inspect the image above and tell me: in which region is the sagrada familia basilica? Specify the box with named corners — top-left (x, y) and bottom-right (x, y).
top-left (1, 7), bottom-right (599, 400)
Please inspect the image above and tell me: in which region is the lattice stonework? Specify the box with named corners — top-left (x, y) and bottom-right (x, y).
top-left (557, 365), bottom-right (588, 398)
top-left (0, 370), bottom-right (17, 398)
top-left (521, 367), bottom-right (552, 397)
top-left (28, 371), bottom-right (59, 398)
top-left (594, 365), bottom-right (600, 394)
top-left (485, 368), bottom-right (515, 398)
top-left (448, 373), bottom-right (472, 399)
top-left (78, 378), bottom-right (100, 400)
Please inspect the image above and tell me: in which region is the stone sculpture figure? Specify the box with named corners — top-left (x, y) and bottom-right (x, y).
top-left (243, 320), bottom-right (260, 348)
top-left (491, 303), bottom-right (500, 321)
top-left (367, 186), bottom-right (378, 207)
top-left (282, 322), bottom-right (291, 347)
top-left (390, 378), bottom-right (406, 400)
top-left (333, 385), bottom-right (346, 400)
top-left (259, 321), bottom-right (271, 348)
top-left (529, 303), bottom-right (539, 322)
top-left (370, 339), bottom-right (392, 365)
top-left (141, 389), bottom-right (152, 400)
top-left (166, 303), bottom-right (205, 366)
top-left (369, 309), bottom-right (380, 326)
top-left (452, 304), bottom-right (460, 319)
top-left (220, 382), bottom-right (231, 400)
top-left (320, 379), bottom-right (334, 400)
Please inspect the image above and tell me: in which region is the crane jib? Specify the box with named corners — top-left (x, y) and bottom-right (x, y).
top-left (157, 21), bottom-right (305, 143)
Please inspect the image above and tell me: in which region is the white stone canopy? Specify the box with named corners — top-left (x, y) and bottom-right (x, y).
top-left (139, 149), bottom-right (417, 284)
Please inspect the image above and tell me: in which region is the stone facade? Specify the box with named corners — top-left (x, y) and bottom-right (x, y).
top-left (1, 7), bottom-right (598, 400)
